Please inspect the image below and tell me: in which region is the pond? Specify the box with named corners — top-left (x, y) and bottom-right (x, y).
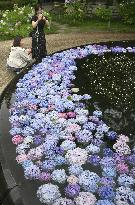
top-left (0, 41), bottom-right (135, 205)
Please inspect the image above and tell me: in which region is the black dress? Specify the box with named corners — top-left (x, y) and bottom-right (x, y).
top-left (31, 15), bottom-right (47, 63)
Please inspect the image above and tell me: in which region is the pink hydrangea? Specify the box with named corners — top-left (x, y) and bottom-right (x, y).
top-left (67, 112), bottom-right (76, 118)
top-left (12, 135), bottom-right (24, 145)
top-left (118, 134), bottom-right (129, 142)
top-left (75, 192), bottom-right (97, 205)
top-left (116, 163), bottom-right (129, 174)
top-left (16, 154), bottom-right (27, 163)
top-left (67, 175), bottom-right (79, 184)
top-left (66, 124), bottom-right (81, 133)
top-left (58, 113), bottom-right (67, 118)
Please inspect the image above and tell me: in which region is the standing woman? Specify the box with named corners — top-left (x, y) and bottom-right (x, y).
top-left (31, 4), bottom-right (50, 63)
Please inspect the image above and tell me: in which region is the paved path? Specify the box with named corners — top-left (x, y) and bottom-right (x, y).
top-left (0, 32), bottom-right (135, 93)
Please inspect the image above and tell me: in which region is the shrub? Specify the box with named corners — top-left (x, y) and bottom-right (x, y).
top-left (0, 4), bottom-right (52, 40)
top-left (118, 0), bottom-right (135, 25)
top-left (94, 5), bottom-right (112, 28)
top-left (94, 6), bottom-right (112, 21)
top-left (64, 0), bottom-right (86, 24)
top-left (11, 0), bottom-right (38, 6)
top-left (0, 1), bottom-right (14, 10)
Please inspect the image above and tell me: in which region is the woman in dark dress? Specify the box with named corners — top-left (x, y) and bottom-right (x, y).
top-left (31, 4), bottom-right (50, 63)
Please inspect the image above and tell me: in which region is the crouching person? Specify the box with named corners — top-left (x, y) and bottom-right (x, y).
top-left (7, 36), bottom-right (33, 72)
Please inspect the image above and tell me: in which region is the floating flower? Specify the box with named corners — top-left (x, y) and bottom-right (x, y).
top-left (12, 135), bottom-right (24, 145)
top-left (65, 184), bottom-right (80, 198)
top-left (65, 148), bottom-right (88, 165)
top-left (68, 164), bottom-right (83, 176)
top-left (87, 155), bottom-right (101, 166)
top-left (75, 192), bottom-right (97, 205)
top-left (39, 172), bottom-right (51, 182)
top-left (93, 110), bottom-right (102, 117)
top-left (86, 144), bottom-right (100, 154)
top-left (37, 184), bottom-right (61, 204)
top-left (107, 131), bottom-right (117, 140)
top-left (96, 200), bottom-right (115, 205)
top-left (24, 164), bottom-right (41, 180)
top-left (60, 140), bottom-right (76, 151)
top-left (116, 163), bottom-right (129, 174)
top-left (53, 197), bottom-right (75, 205)
top-left (79, 170), bottom-right (100, 193)
top-left (98, 186), bottom-right (115, 200)
top-left (51, 169), bottom-right (67, 183)
top-left (115, 186), bottom-right (135, 204)
top-left (118, 174), bottom-right (135, 187)
top-left (71, 88), bottom-right (79, 93)
top-left (67, 175), bottom-right (79, 184)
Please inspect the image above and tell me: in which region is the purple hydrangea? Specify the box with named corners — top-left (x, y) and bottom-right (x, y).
top-left (65, 184), bottom-right (80, 198)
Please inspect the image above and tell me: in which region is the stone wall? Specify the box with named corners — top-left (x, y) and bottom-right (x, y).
top-left (86, 0), bottom-right (119, 18)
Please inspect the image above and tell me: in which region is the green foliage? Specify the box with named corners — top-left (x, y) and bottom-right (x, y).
top-left (11, 0), bottom-right (38, 6)
top-left (0, 1), bottom-right (14, 10)
top-left (94, 6), bottom-right (112, 21)
top-left (0, 4), bottom-right (53, 40)
top-left (64, 1), bottom-right (86, 24)
top-left (118, 0), bottom-right (135, 25)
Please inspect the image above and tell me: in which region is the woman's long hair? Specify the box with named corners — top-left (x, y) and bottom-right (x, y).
top-left (34, 4), bottom-right (42, 15)
top-left (13, 36), bottom-right (23, 47)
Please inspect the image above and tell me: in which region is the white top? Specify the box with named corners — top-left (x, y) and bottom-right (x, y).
top-left (7, 46), bottom-right (32, 68)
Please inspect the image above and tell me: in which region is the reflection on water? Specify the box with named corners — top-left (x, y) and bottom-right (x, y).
top-left (74, 52), bottom-right (135, 144)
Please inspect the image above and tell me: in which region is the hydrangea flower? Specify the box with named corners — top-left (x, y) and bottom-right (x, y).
top-left (12, 135), bottom-right (24, 145)
top-left (39, 172), bottom-right (51, 182)
top-left (102, 167), bottom-right (117, 177)
top-left (116, 163), bottom-right (129, 174)
top-left (86, 144), bottom-right (100, 154)
top-left (65, 184), bottom-right (80, 198)
top-left (100, 177), bottom-right (115, 187)
top-left (79, 170), bottom-right (100, 193)
top-left (67, 175), bottom-right (79, 184)
top-left (115, 186), bottom-right (135, 204)
top-left (37, 184), bottom-right (61, 204)
top-left (118, 174), bottom-right (135, 187)
top-left (68, 164), bottom-right (83, 176)
top-left (53, 197), bottom-right (75, 205)
top-left (41, 160), bottom-right (56, 171)
top-left (96, 200), bottom-right (115, 205)
top-left (60, 140), bottom-right (76, 151)
top-left (75, 192), bottom-right (97, 205)
top-left (98, 186), bottom-right (115, 200)
top-left (24, 164), bottom-right (41, 180)
top-left (51, 169), bottom-right (67, 183)
top-left (103, 148), bottom-right (114, 157)
top-left (87, 155), bottom-right (101, 166)
top-left (65, 148), bottom-right (88, 165)
top-left (107, 131), bottom-right (117, 140)
top-left (93, 110), bottom-right (102, 117)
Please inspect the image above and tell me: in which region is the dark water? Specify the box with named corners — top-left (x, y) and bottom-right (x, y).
top-left (74, 51), bottom-right (135, 144)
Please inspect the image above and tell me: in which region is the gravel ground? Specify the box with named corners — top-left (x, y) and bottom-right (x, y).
top-left (0, 32), bottom-right (135, 93)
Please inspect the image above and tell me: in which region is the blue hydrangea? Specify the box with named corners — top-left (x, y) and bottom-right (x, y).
top-left (51, 169), bottom-right (67, 183)
top-left (96, 200), bottom-right (115, 205)
top-left (69, 165), bottom-right (83, 176)
top-left (79, 170), bottom-right (100, 193)
top-left (98, 186), bottom-right (115, 200)
top-left (118, 174), bottom-right (135, 187)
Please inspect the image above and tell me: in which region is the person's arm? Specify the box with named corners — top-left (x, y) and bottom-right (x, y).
top-left (32, 14), bottom-right (42, 29)
top-left (20, 49), bottom-right (32, 62)
top-left (43, 16), bottom-right (50, 27)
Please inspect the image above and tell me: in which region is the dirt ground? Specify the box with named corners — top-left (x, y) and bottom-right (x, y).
top-left (0, 32), bottom-right (135, 93)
